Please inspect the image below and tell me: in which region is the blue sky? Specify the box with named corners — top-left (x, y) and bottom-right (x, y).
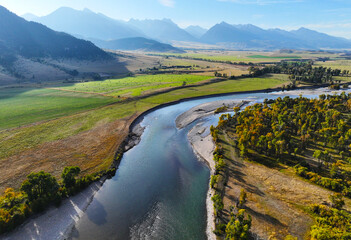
top-left (1, 0), bottom-right (351, 38)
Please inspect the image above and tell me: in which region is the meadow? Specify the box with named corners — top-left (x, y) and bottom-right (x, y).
top-left (0, 88), bottom-right (117, 130)
top-left (0, 75), bottom-right (289, 190)
top-left (55, 74), bottom-right (212, 97)
top-left (315, 60), bottom-right (351, 72)
top-left (153, 52), bottom-right (305, 63)
top-left (0, 75), bottom-right (213, 130)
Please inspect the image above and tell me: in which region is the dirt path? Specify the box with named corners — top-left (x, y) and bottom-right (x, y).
top-left (220, 131), bottom-right (351, 240)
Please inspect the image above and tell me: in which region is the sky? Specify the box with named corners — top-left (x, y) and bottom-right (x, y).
top-left (1, 0), bottom-right (351, 38)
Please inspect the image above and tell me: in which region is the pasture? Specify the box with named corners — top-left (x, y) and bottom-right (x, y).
top-left (0, 88), bottom-right (116, 130)
top-left (55, 74), bottom-right (212, 97)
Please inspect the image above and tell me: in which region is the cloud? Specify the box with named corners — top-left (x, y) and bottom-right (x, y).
top-left (158, 0), bottom-right (175, 7)
top-left (218, 0), bottom-right (303, 5)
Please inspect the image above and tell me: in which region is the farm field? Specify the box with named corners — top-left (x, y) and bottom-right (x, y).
top-left (54, 74), bottom-right (212, 97)
top-left (151, 50), bottom-right (338, 63)
top-left (0, 75), bottom-right (213, 130)
top-left (0, 88), bottom-right (117, 130)
top-left (0, 75), bottom-right (289, 191)
top-left (315, 60), bottom-right (351, 72)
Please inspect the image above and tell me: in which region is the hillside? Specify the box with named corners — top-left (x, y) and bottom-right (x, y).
top-left (92, 37), bottom-right (185, 53)
top-left (0, 6), bottom-right (135, 84)
top-left (0, 6), bottom-right (109, 60)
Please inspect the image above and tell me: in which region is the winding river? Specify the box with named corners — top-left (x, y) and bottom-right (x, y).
top-left (69, 87), bottom-right (350, 240)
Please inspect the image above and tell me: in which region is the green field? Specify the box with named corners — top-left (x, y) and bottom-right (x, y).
top-left (248, 55), bottom-right (301, 59)
top-left (56, 74), bottom-right (212, 97)
top-left (0, 76), bottom-right (288, 160)
top-left (315, 60), bottom-right (351, 72)
top-left (154, 52), bottom-right (304, 63)
top-left (0, 88), bottom-right (117, 130)
top-left (0, 75), bottom-right (213, 130)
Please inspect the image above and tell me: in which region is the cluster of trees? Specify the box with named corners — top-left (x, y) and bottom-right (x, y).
top-left (210, 124), bottom-right (253, 239)
top-left (0, 167), bottom-right (115, 233)
top-left (249, 62), bottom-right (346, 84)
top-left (309, 202), bottom-right (350, 239)
top-left (214, 189), bottom-right (252, 240)
top-left (215, 94), bottom-right (351, 197)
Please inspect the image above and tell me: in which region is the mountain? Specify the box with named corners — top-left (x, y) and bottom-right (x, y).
top-left (0, 6), bottom-right (131, 84)
top-left (201, 22), bottom-right (259, 48)
top-left (291, 27), bottom-right (351, 49)
top-left (21, 13), bottom-right (38, 21)
top-left (33, 7), bottom-right (144, 41)
top-left (185, 25), bottom-right (207, 38)
top-left (128, 19), bottom-right (198, 43)
top-left (92, 37), bottom-right (185, 53)
top-left (0, 6), bottom-right (109, 60)
top-left (201, 22), bottom-right (351, 50)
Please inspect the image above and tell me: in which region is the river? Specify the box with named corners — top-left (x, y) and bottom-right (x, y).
top-left (69, 87), bottom-right (350, 240)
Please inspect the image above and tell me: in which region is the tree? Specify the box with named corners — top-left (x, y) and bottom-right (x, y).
top-left (329, 193), bottom-right (345, 210)
top-left (61, 166), bottom-right (81, 188)
top-left (225, 209), bottom-right (252, 240)
top-left (20, 171), bottom-right (59, 201)
top-left (238, 189), bottom-right (247, 209)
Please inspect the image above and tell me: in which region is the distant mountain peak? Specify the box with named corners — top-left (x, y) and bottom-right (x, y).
top-left (21, 13), bottom-right (38, 21)
top-left (83, 8), bottom-right (93, 13)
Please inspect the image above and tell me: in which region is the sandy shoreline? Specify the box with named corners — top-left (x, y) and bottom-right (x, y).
top-left (1, 179), bottom-right (105, 240)
top-left (188, 124), bottom-right (216, 240)
top-left (1, 124), bottom-right (146, 240)
top-left (176, 99), bottom-right (249, 129)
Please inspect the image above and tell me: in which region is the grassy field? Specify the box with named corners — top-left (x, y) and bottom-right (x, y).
top-left (1, 76), bottom-right (287, 158)
top-left (0, 75), bottom-right (213, 130)
top-left (154, 52), bottom-right (303, 63)
top-left (54, 74), bottom-right (212, 97)
top-left (0, 88), bottom-right (117, 130)
top-left (247, 54), bottom-right (301, 59)
top-left (0, 75), bottom-right (289, 191)
top-left (315, 60), bottom-right (351, 72)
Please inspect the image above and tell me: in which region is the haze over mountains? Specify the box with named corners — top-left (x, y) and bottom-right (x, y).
top-left (0, 5), bottom-right (130, 84)
top-left (0, 6), bottom-right (109, 60)
top-left (25, 7), bottom-right (351, 51)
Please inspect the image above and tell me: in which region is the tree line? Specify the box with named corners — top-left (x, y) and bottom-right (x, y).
top-left (216, 94), bottom-right (351, 198)
top-left (0, 167), bottom-right (115, 233)
top-left (249, 62), bottom-right (348, 84)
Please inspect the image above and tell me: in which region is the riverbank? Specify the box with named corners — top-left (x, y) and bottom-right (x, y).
top-left (2, 83), bottom-right (331, 239)
top-left (1, 179), bottom-right (105, 240)
top-left (188, 124), bottom-right (216, 240)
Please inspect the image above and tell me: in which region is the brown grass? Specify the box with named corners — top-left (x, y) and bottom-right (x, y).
top-left (0, 115), bottom-right (137, 192)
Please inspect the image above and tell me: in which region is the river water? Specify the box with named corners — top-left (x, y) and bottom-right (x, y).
top-left (70, 87), bottom-right (350, 240)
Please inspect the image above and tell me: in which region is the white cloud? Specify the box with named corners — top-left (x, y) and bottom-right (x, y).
top-left (158, 0), bottom-right (175, 7)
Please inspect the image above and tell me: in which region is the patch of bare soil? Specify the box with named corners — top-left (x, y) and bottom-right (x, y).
top-left (220, 131), bottom-right (351, 240)
top-left (0, 115), bottom-right (138, 192)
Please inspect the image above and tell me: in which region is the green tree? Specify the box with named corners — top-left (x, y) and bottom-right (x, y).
top-left (329, 193), bottom-right (345, 210)
top-left (238, 189), bottom-right (247, 209)
top-left (225, 209), bottom-right (252, 240)
top-left (20, 171), bottom-right (59, 201)
top-left (61, 166), bottom-right (81, 188)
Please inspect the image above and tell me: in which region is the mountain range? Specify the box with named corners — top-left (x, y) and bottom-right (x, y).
top-left (0, 6), bottom-right (109, 60)
top-left (0, 6), bottom-right (131, 84)
top-left (24, 7), bottom-right (351, 50)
